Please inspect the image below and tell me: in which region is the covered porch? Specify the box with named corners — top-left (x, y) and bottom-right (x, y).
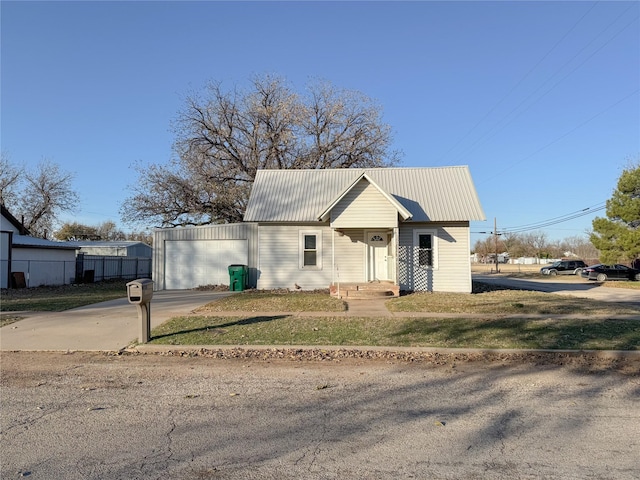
top-left (328, 228), bottom-right (402, 298)
top-left (317, 172), bottom-right (412, 299)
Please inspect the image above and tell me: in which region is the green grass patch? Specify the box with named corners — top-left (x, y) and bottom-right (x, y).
top-left (195, 291), bottom-right (346, 313)
top-left (387, 290), bottom-right (640, 316)
top-left (149, 315), bottom-right (640, 350)
top-left (0, 281), bottom-right (127, 312)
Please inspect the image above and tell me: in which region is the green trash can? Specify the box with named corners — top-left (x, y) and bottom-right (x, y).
top-left (228, 264), bottom-right (248, 292)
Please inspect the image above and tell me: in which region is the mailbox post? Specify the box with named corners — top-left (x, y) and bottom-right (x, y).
top-left (126, 278), bottom-right (154, 343)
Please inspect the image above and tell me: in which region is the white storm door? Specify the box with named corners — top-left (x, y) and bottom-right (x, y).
top-left (367, 231), bottom-right (390, 281)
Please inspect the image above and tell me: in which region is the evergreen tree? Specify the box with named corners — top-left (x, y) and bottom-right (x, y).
top-left (590, 163), bottom-right (640, 264)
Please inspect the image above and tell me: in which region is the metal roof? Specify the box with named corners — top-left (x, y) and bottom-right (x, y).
top-left (12, 235), bottom-right (78, 250)
top-left (65, 241), bottom-right (150, 248)
top-left (244, 166), bottom-right (485, 222)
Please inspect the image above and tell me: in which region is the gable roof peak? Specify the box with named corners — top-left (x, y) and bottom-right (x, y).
top-left (317, 172), bottom-right (412, 222)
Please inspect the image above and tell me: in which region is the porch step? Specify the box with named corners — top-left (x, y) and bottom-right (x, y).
top-left (330, 282), bottom-right (400, 299)
top-left (345, 289), bottom-right (396, 298)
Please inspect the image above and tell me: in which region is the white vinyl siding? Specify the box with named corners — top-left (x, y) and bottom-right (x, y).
top-left (332, 229), bottom-right (365, 283)
top-left (399, 223), bottom-right (471, 293)
top-left (330, 179), bottom-right (398, 228)
top-left (258, 224), bottom-right (333, 290)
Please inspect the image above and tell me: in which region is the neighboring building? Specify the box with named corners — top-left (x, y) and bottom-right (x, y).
top-left (1, 205), bottom-right (77, 288)
top-left (65, 240), bottom-right (152, 258)
top-left (154, 166), bottom-right (485, 294)
top-left (63, 241), bottom-right (153, 282)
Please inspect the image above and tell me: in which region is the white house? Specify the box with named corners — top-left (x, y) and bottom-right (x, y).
top-left (1, 205), bottom-right (78, 288)
top-left (153, 166), bottom-right (485, 295)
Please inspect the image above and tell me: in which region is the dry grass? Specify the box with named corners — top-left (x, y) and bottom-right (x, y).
top-left (387, 289), bottom-right (640, 316)
top-left (150, 283), bottom-right (640, 350)
top-left (0, 281), bottom-right (128, 312)
top-left (150, 315), bottom-right (640, 350)
top-left (195, 291), bottom-right (346, 313)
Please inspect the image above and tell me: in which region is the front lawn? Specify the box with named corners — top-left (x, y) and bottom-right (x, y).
top-left (386, 290), bottom-right (640, 315)
top-left (0, 281), bottom-right (128, 312)
top-left (195, 291), bottom-right (346, 313)
top-left (149, 285), bottom-right (640, 350)
top-left (149, 315), bottom-right (640, 350)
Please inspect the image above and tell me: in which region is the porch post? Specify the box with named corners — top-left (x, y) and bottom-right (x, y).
top-left (393, 226), bottom-right (399, 285)
top-left (331, 228), bottom-right (335, 285)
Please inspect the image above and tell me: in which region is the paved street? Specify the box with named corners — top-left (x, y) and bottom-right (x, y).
top-left (1, 351), bottom-right (639, 480)
top-left (473, 274), bottom-right (640, 306)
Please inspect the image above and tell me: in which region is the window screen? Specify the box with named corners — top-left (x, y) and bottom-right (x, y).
top-left (418, 234), bottom-right (433, 267)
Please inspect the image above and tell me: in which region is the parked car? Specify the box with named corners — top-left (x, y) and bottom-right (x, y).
top-left (540, 260), bottom-right (587, 276)
top-left (581, 264), bottom-right (640, 282)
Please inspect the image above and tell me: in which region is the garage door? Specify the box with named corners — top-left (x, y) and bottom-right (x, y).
top-left (165, 240), bottom-right (248, 290)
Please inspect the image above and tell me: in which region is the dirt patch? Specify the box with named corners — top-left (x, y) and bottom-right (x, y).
top-left (3, 348), bottom-right (637, 385)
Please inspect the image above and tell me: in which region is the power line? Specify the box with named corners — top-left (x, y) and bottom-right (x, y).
top-left (502, 202), bottom-right (605, 229)
top-left (437, 1), bottom-right (600, 164)
top-left (478, 87), bottom-right (639, 184)
top-left (501, 206), bottom-right (606, 234)
top-left (455, 7), bottom-right (639, 165)
top-left (472, 202), bottom-right (607, 235)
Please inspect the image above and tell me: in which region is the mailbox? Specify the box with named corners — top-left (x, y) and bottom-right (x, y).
top-left (126, 278), bottom-right (154, 305)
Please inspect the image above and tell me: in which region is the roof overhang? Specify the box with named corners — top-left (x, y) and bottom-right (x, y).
top-left (317, 172), bottom-right (413, 222)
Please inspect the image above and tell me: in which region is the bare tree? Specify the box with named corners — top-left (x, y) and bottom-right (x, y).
top-left (520, 231), bottom-right (549, 259)
top-left (0, 153), bottom-right (23, 207)
top-left (122, 75), bottom-right (400, 228)
top-left (5, 159), bottom-right (80, 238)
top-left (96, 221), bottom-right (127, 241)
top-left (563, 234), bottom-right (600, 260)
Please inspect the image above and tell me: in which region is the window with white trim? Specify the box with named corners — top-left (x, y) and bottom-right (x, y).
top-left (414, 229), bottom-right (438, 269)
top-left (299, 230), bottom-right (322, 269)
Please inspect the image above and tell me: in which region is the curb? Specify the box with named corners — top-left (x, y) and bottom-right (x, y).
top-left (130, 343), bottom-right (640, 358)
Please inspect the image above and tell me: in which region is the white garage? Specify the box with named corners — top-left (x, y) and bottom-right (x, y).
top-left (164, 239), bottom-right (248, 290)
top-left (153, 223), bottom-right (258, 291)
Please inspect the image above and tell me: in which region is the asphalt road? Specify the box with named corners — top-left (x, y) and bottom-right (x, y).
top-left (2, 352), bottom-right (639, 480)
top-left (474, 274), bottom-right (640, 306)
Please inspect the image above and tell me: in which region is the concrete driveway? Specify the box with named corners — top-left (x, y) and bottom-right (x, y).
top-left (474, 274), bottom-right (640, 306)
top-left (0, 290), bottom-right (235, 352)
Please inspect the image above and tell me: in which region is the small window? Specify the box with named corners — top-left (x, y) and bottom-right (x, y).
top-left (299, 230), bottom-right (322, 269)
top-left (414, 229), bottom-right (438, 269)
top-left (304, 235), bottom-right (317, 266)
top-left (418, 234), bottom-right (433, 266)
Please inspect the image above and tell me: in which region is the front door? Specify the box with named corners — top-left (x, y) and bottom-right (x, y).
top-left (367, 231), bottom-right (390, 281)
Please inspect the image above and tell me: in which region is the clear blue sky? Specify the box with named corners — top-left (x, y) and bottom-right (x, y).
top-left (2, 1), bottom-right (638, 247)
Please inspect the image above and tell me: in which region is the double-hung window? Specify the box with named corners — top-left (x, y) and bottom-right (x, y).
top-left (299, 230), bottom-right (322, 269)
top-left (414, 229), bottom-right (437, 269)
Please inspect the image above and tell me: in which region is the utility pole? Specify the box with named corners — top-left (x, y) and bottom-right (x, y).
top-left (494, 217), bottom-right (499, 273)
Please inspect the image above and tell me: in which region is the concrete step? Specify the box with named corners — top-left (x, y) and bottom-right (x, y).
top-left (345, 289), bottom-right (395, 298)
top-left (330, 282), bottom-right (400, 299)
